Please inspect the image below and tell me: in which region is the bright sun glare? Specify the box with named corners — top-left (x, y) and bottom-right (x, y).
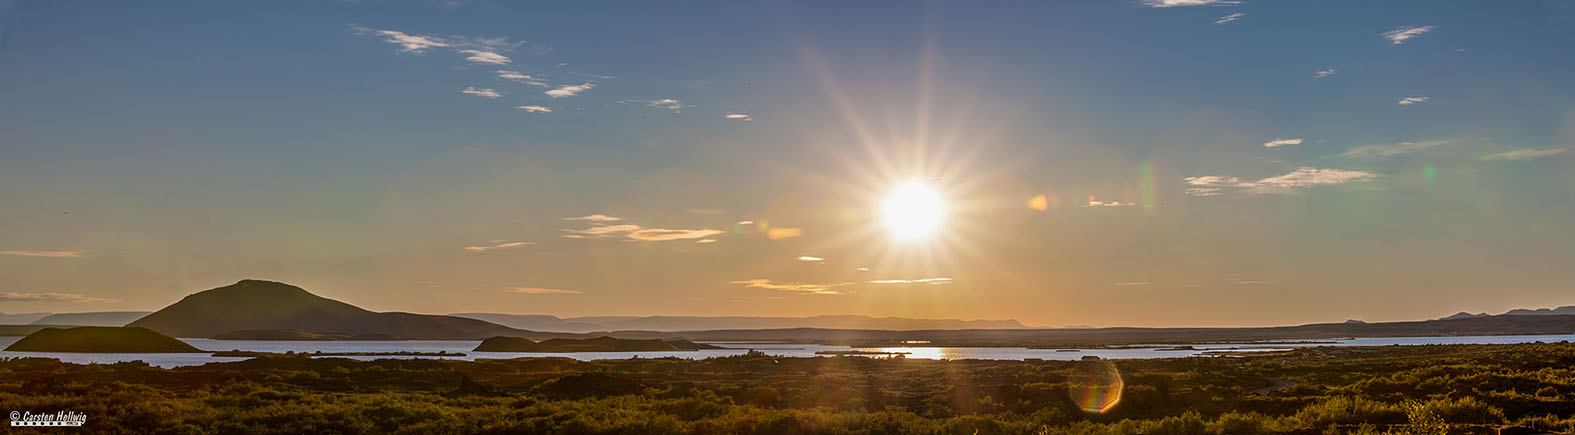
top-left (881, 182), bottom-right (946, 241)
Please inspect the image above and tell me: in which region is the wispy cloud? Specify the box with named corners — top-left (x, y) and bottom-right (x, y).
top-left (0, 250), bottom-right (84, 258)
top-left (1481, 147), bottom-right (1571, 161)
top-left (696, 239), bottom-right (717, 244)
top-left (1382, 25), bottom-right (1435, 45)
top-left (464, 240), bottom-right (534, 253)
top-left (1341, 140), bottom-right (1449, 158)
top-left (724, 113), bottom-right (752, 121)
top-left (458, 49), bottom-right (510, 65)
top-left (0, 292), bottom-right (119, 303)
top-left (1264, 138), bottom-right (1303, 148)
top-left (868, 278), bottom-right (953, 285)
top-left (1143, 0), bottom-right (1240, 7)
top-left (1242, 167), bottom-right (1378, 194)
top-left (563, 216), bottom-right (721, 242)
top-left (462, 86), bottom-right (501, 99)
top-left (496, 70), bottom-right (548, 87)
top-left (646, 98), bottom-right (684, 112)
top-left (1315, 68), bottom-right (1337, 78)
top-left (508, 287), bottom-right (581, 295)
top-left (730, 279), bottom-right (844, 295)
top-left (545, 83), bottom-right (594, 98)
top-left (1116, 281), bottom-right (1152, 286)
top-left (627, 228), bottom-right (724, 241)
top-left (1214, 12), bottom-right (1243, 25)
top-left (565, 214), bottom-right (622, 222)
top-left (1088, 199), bottom-right (1134, 207)
top-left (1184, 168), bottom-right (1378, 195)
top-left (356, 26), bottom-right (449, 53)
top-left (516, 105), bottom-right (552, 113)
top-left (797, 256), bottom-right (825, 262)
top-left (1397, 96), bottom-right (1430, 105)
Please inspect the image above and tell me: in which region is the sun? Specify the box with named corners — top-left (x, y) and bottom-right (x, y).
top-left (881, 182), bottom-right (946, 241)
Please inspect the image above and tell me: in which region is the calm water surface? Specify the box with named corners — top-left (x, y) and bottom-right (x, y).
top-left (1, 334), bottom-right (1570, 368)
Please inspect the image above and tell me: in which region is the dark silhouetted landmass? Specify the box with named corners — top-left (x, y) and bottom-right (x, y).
top-left (0, 311), bottom-right (52, 325)
top-left (126, 280), bottom-right (559, 340)
top-left (210, 329), bottom-right (400, 341)
top-left (30, 311), bottom-right (152, 326)
top-left (4, 326), bottom-right (201, 353)
top-left (450, 313), bottom-right (1029, 332)
top-left (4, 342), bottom-right (1574, 433)
top-left (1435, 305), bottom-right (1575, 321)
top-left (209, 350), bottom-right (463, 357)
top-left (474, 335), bottom-right (723, 352)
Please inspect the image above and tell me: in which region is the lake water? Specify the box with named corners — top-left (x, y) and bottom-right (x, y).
top-left (1, 334), bottom-right (1571, 368)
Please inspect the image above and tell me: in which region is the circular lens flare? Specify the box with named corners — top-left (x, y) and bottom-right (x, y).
top-left (1070, 361), bottom-right (1124, 413)
top-left (881, 182), bottom-right (945, 241)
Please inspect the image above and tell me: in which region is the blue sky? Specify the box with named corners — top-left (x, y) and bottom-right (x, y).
top-left (1, 0), bottom-right (1573, 327)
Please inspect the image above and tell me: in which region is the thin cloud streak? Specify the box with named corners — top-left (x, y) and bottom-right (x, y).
top-left (1382, 25), bottom-right (1435, 45)
top-left (0, 250), bottom-right (84, 258)
top-left (508, 287), bottom-right (582, 295)
top-left (0, 292), bottom-right (120, 303)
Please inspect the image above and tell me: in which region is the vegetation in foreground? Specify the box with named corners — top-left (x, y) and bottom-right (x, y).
top-left (3, 342), bottom-right (1574, 434)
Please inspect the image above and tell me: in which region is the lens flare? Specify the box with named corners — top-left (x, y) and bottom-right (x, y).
top-left (1069, 360), bottom-right (1124, 413)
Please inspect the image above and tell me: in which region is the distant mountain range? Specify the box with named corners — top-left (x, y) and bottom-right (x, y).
top-left (31, 311), bottom-right (152, 326)
top-left (125, 280), bottom-right (567, 340)
top-left (1436, 306), bottom-right (1575, 321)
top-left (0, 312), bottom-right (51, 324)
top-left (449, 313), bottom-right (1028, 333)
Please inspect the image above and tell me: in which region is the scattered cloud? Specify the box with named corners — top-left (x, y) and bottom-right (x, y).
top-left (508, 287), bottom-right (581, 295)
top-left (696, 239), bottom-right (717, 244)
top-left (730, 279), bottom-right (844, 295)
top-left (627, 228), bottom-right (724, 241)
top-left (646, 98), bottom-right (684, 112)
top-left (457, 49), bottom-right (510, 65)
top-left (357, 27), bottom-right (449, 53)
top-left (1382, 25), bottom-right (1435, 45)
top-left (1214, 12), bottom-right (1243, 25)
top-left (0, 292), bottom-right (119, 303)
top-left (566, 214), bottom-right (622, 222)
top-left (545, 83), bottom-right (594, 98)
top-left (1184, 176), bottom-right (1240, 186)
top-left (1481, 147), bottom-right (1571, 161)
top-left (516, 105), bottom-right (552, 113)
top-left (1397, 96), bottom-right (1430, 105)
top-left (767, 227), bottom-right (803, 240)
top-left (496, 70), bottom-right (548, 87)
top-left (1241, 167), bottom-right (1379, 194)
top-left (1088, 199), bottom-right (1133, 207)
top-left (0, 250), bottom-right (84, 258)
top-left (797, 256), bottom-right (825, 262)
top-left (462, 86), bottom-right (501, 99)
top-left (1185, 169), bottom-right (1378, 195)
top-left (855, 267), bottom-right (870, 272)
top-left (1116, 281), bottom-right (1152, 286)
top-left (1142, 0), bottom-right (1240, 7)
top-left (1341, 139), bottom-right (1449, 158)
top-left (737, 220), bottom-right (755, 225)
top-left (1264, 138), bottom-right (1303, 148)
top-left (1315, 68), bottom-right (1337, 78)
top-left (867, 278), bottom-right (952, 285)
top-left (724, 113), bottom-right (752, 121)
top-left (1233, 280), bottom-right (1271, 285)
top-left (464, 240), bottom-right (534, 253)
top-left (563, 216), bottom-right (721, 242)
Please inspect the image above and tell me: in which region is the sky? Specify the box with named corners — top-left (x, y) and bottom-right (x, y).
top-left (1, 0), bottom-right (1573, 327)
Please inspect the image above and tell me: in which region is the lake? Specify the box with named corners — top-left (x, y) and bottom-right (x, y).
top-left (2, 334), bottom-right (1572, 368)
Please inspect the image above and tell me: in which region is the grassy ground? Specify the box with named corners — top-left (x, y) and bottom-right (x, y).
top-left (3, 342), bottom-right (1574, 434)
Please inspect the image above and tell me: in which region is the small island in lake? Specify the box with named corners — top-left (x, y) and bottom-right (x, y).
top-left (474, 335), bottom-right (723, 352)
top-left (3, 326), bottom-right (202, 353)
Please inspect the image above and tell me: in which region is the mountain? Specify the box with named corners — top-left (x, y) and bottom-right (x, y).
top-left (31, 311), bottom-right (152, 326)
top-left (0, 311), bottom-right (52, 325)
top-left (4, 326), bottom-right (202, 353)
top-left (449, 313), bottom-right (1029, 333)
top-left (127, 280), bottom-right (556, 340)
top-left (446, 313), bottom-right (607, 333)
top-left (1433, 306), bottom-right (1575, 321)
